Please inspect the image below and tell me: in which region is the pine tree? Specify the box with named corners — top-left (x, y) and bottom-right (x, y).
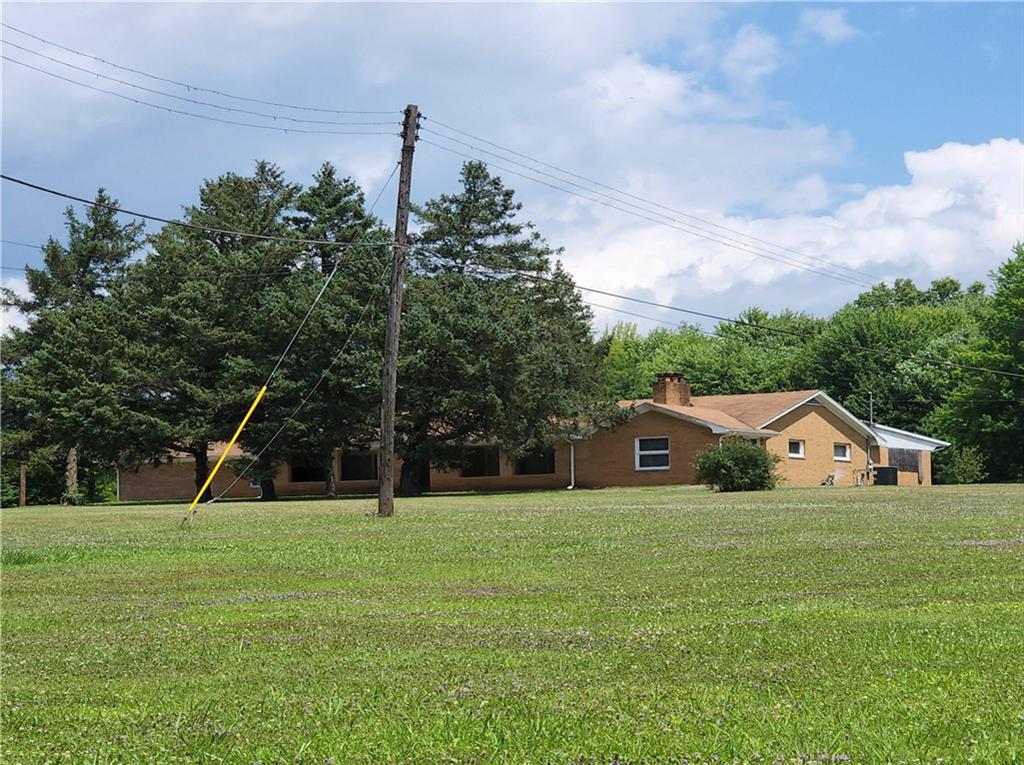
top-left (2, 192), bottom-right (145, 503)
top-left (128, 162), bottom-right (302, 501)
top-left (395, 162), bottom-right (607, 495)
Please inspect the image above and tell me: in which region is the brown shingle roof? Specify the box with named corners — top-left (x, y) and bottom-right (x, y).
top-left (690, 390), bottom-right (820, 428)
top-left (619, 389), bottom-right (821, 432)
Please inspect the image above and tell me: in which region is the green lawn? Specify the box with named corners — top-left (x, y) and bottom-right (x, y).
top-left (2, 485), bottom-right (1023, 764)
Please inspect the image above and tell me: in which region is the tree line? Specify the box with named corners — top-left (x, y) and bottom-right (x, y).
top-left (601, 248), bottom-right (1024, 483)
top-left (2, 161), bottom-right (605, 504)
top-left (2, 158), bottom-right (1021, 505)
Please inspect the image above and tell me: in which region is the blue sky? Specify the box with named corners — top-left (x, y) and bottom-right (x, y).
top-left (2, 2), bottom-right (1022, 333)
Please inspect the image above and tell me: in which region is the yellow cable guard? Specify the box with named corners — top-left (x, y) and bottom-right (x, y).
top-left (186, 385), bottom-right (268, 514)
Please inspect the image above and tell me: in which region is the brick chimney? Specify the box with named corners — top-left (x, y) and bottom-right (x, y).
top-left (652, 372), bottom-right (691, 406)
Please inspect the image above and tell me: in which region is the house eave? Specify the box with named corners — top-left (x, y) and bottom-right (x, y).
top-left (861, 421), bottom-right (951, 451)
top-left (723, 428), bottom-right (782, 439)
top-left (760, 391), bottom-right (876, 442)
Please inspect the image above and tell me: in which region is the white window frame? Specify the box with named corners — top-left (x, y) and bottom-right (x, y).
top-left (788, 439), bottom-right (806, 459)
top-left (833, 442), bottom-right (852, 462)
top-left (635, 436), bottom-right (670, 472)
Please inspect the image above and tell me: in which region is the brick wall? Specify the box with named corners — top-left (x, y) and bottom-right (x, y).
top-left (766, 404), bottom-right (872, 487)
top-left (121, 459), bottom-right (344, 501)
top-left (573, 411), bottom-right (719, 488)
top-left (119, 461), bottom-right (260, 502)
top-left (429, 449), bottom-right (569, 492)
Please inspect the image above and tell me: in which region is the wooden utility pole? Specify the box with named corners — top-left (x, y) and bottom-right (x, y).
top-left (19, 463), bottom-right (27, 506)
top-left (378, 104), bottom-right (419, 517)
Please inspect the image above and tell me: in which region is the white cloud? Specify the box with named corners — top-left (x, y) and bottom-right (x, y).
top-left (565, 138), bottom-right (1023, 330)
top-left (580, 55), bottom-right (722, 126)
top-left (1, 275), bottom-right (29, 336)
top-left (798, 9), bottom-right (859, 44)
top-left (721, 25), bottom-right (780, 86)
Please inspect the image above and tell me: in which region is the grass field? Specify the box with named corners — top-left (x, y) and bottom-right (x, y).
top-left (2, 485), bottom-right (1023, 764)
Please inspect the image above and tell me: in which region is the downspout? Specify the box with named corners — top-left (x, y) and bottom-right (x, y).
top-left (864, 432), bottom-right (875, 485)
top-left (566, 440), bottom-right (576, 490)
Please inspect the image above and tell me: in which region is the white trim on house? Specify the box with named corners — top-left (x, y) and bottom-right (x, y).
top-left (863, 422), bottom-right (950, 452)
top-left (788, 439), bottom-right (805, 459)
top-left (635, 436), bottom-right (671, 471)
top-left (761, 391), bottom-right (876, 441)
top-left (833, 442), bottom-right (852, 462)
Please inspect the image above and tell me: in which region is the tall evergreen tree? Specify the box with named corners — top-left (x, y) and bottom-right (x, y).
top-left (227, 163), bottom-right (390, 498)
top-left (2, 192), bottom-right (145, 502)
top-left (129, 162), bottom-right (302, 501)
top-left (395, 162), bottom-right (607, 495)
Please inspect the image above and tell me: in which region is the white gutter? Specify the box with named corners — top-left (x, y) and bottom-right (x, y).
top-left (567, 440), bottom-right (576, 490)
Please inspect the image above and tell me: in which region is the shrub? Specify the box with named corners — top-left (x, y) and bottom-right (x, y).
top-left (60, 490), bottom-right (85, 506)
top-left (934, 445), bottom-right (988, 485)
top-left (693, 439), bottom-right (781, 492)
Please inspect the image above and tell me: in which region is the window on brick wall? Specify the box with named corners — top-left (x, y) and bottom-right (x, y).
top-left (788, 440), bottom-right (805, 459)
top-left (290, 457), bottom-right (325, 483)
top-left (833, 443), bottom-right (851, 462)
top-left (340, 452), bottom-right (377, 481)
top-left (515, 446), bottom-right (556, 475)
top-left (461, 445), bottom-right (501, 477)
top-left (635, 437), bottom-right (670, 471)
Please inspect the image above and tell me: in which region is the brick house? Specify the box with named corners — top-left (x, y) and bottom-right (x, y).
top-left (117, 373), bottom-right (948, 500)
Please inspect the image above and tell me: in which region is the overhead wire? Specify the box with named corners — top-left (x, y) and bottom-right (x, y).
top-left (2, 56), bottom-right (400, 136)
top-left (0, 174), bottom-right (409, 251)
top-left (424, 118), bottom-right (879, 283)
top-left (1, 239), bottom-right (44, 249)
top-left (5, 176), bottom-right (1019, 380)
top-left (1, 40), bottom-right (399, 127)
top-left (367, 161), bottom-right (401, 215)
top-left (419, 138), bottom-right (876, 290)
top-left (417, 250), bottom-right (1024, 381)
top-left (1, 23), bottom-right (396, 115)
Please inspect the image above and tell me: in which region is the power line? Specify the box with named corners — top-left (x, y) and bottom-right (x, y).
top-left (1, 239), bottom-right (43, 250)
top-left (0, 255), bottom-right (393, 287)
top-left (368, 162), bottom-right (401, 214)
top-left (2, 56), bottom-right (400, 136)
top-left (6, 174), bottom-right (1018, 380)
top-left (419, 138), bottom-right (876, 290)
top-left (422, 124), bottom-right (880, 286)
top-left (425, 117), bottom-right (878, 284)
top-left (0, 174), bottom-right (410, 251)
top-left (2, 162), bottom-right (403, 286)
top-left (1, 23), bottom-right (395, 116)
top-left (2, 40), bottom-right (399, 127)
top-left (421, 252), bottom-right (1024, 381)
